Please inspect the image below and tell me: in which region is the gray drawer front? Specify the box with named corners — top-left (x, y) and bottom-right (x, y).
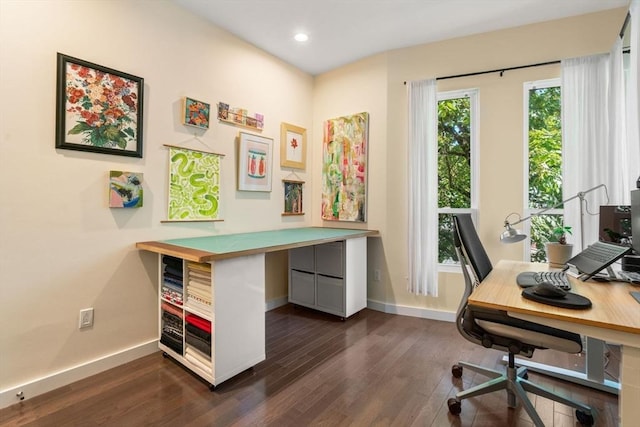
top-left (317, 275), bottom-right (344, 313)
top-left (289, 246), bottom-right (315, 272)
top-left (315, 242), bottom-right (344, 277)
top-left (290, 270), bottom-right (315, 305)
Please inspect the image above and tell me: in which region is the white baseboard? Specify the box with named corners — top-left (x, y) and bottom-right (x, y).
top-left (265, 296), bottom-right (288, 311)
top-left (367, 299), bottom-right (456, 323)
top-left (0, 339), bottom-right (158, 410)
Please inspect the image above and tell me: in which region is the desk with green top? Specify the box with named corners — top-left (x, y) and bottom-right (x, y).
top-left (136, 227), bottom-right (378, 388)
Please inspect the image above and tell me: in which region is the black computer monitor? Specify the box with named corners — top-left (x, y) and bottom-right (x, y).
top-left (631, 190), bottom-right (640, 254)
top-left (599, 205), bottom-right (631, 246)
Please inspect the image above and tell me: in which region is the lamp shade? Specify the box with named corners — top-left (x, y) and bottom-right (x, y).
top-left (500, 224), bottom-right (527, 243)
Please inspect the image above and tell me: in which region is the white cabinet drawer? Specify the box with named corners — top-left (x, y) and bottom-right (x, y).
top-left (315, 242), bottom-right (344, 277)
top-left (290, 270), bottom-right (315, 305)
top-left (317, 275), bottom-right (344, 313)
top-left (289, 246), bottom-right (315, 272)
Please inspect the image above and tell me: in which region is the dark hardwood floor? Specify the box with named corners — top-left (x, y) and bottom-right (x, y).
top-left (0, 305), bottom-right (620, 426)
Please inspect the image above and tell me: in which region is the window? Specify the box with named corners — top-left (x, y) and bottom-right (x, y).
top-left (524, 79), bottom-right (563, 262)
top-left (437, 89), bottom-right (478, 268)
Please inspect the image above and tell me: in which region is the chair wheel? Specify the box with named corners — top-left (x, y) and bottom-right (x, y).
top-left (576, 409), bottom-right (594, 426)
top-left (447, 397), bottom-right (461, 415)
top-left (451, 364), bottom-right (463, 378)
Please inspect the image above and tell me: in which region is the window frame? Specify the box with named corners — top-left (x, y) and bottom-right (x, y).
top-left (437, 88), bottom-right (480, 272)
top-left (522, 78), bottom-right (562, 261)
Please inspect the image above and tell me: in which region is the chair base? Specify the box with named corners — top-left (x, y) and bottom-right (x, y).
top-left (448, 355), bottom-right (594, 427)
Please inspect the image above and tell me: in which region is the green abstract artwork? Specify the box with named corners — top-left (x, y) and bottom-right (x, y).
top-left (168, 146), bottom-right (221, 221)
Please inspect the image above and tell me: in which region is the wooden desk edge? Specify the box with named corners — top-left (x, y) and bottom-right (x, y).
top-left (136, 241), bottom-right (213, 262)
top-left (136, 229), bottom-right (379, 263)
top-left (468, 259), bottom-right (640, 336)
top-left (468, 299), bottom-right (639, 335)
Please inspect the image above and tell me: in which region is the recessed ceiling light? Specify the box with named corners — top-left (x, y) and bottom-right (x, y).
top-left (294, 33), bottom-right (309, 42)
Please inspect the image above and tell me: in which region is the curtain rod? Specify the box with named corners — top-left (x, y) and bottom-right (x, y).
top-left (403, 59), bottom-right (559, 84)
top-left (436, 59), bottom-right (560, 81)
top-left (403, 47), bottom-right (631, 85)
top-left (620, 12), bottom-right (631, 39)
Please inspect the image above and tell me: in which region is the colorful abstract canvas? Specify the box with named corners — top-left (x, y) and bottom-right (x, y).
top-left (321, 112), bottom-right (369, 222)
top-left (109, 171), bottom-right (143, 208)
top-left (168, 147), bottom-right (221, 220)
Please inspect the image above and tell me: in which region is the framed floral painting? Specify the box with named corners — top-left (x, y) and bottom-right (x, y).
top-left (55, 53), bottom-right (144, 158)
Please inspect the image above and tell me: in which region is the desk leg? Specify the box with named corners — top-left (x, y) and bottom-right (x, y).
top-left (620, 345), bottom-right (640, 426)
top-left (504, 337), bottom-right (620, 395)
top-left (585, 337), bottom-right (606, 383)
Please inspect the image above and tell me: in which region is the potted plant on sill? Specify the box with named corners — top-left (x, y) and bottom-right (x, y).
top-left (545, 225), bottom-right (573, 268)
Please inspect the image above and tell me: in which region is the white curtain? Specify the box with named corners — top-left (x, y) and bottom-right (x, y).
top-left (628, 0), bottom-right (640, 185)
top-left (407, 79), bottom-right (438, 296)
top-left (608, 38), bottom-right (632, 202)
top-left (562, 53), bottom-right (610, 250)
top-left (562, 18), bottom-right (639, 250)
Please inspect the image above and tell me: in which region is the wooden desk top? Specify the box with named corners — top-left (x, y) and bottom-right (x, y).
top-left (469, 260), bottom-right (640, 335)
top-left (136, 227), bottom-right (378, 262)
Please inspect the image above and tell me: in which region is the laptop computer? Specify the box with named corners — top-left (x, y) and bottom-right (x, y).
top-left (517, 240), bottom-right (632, 289)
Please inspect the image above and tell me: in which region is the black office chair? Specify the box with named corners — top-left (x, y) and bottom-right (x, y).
top-left (448, 214), bottom-right (594, 426)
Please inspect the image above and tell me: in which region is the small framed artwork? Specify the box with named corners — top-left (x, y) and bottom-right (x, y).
top-left (280, 122), bottom-right (306, 169)
top-left (55, 53), bottom-right (144, 158)
top-left (217, 102), bottom-right (230, 121)
top-left (182, 97), bottom-right (210, 129)
top-left (282, 180), bottom-right (304, 215)
top-left (238, 132), bottom-right (273, 192)
top-left (109, 171), bottom-right (143, 208)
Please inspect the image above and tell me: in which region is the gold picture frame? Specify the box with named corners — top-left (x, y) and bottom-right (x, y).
top-left (280, 122), bottom-right (306, 169)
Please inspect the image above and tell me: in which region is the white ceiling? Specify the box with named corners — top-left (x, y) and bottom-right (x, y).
top-left (173, 0), bottom-right (629, 76)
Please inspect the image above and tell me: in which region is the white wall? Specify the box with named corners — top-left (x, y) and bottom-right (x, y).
top-left (0, 0), bottom-right (312, 405)
top-left (313, 8), bottom-right (628, 315)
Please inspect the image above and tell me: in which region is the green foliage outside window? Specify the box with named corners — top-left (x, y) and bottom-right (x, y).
top-left (438, 97), bottom-right (471, 263)
top-left (528, 86), bottom-right (563, 262)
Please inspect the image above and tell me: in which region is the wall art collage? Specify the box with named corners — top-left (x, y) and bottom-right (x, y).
top-left (55, 53), bottom-right (369, 223)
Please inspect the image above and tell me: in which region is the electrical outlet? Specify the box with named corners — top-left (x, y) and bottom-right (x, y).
top-left (79, 308), bottom-right (94, 329)
top-left (374, 269), bottom-right (381, 282)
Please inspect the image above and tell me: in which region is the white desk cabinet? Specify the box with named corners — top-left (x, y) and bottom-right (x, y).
top-left (158, 253), bottom-right (265, 389)
top-left (288, 237), bottom-right (367, 318)
top-left (138, 227), bottom-right (376, 387)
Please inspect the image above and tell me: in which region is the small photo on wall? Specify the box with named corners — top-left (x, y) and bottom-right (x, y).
top-left (283, 180), bottom-right (304, 216)
top-left (109, 171), bottom-right (143, 208)
top-left (217, 102), bottom-right (229, 120)
top-left (182, 97), bottom-right (210, 129)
